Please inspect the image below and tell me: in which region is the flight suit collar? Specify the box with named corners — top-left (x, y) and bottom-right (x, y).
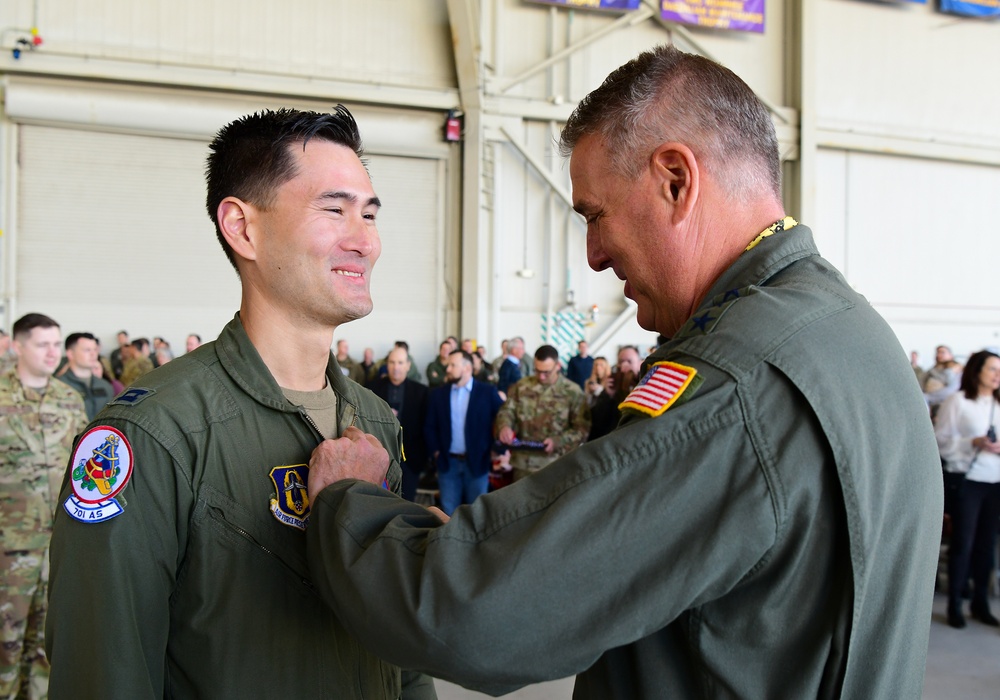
top-left (215, 313), bottom-right (360, 430)
top-left (701, 222), bottom-right (818, 306)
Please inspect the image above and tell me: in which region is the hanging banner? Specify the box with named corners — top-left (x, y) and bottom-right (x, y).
top-left (526, 0), bottom-right (642, 10)
top-left (661, 0), bottom-right (766, 33)
top-left (939, 0), bottom-right (1000, 16)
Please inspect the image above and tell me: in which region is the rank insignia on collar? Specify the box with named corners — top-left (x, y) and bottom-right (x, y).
top-left (619, 361), bottom-right (700, 418)
top-left (269, 465), bottom-right (310, 530)
top-left (65, 426), bottom-right (133, 524)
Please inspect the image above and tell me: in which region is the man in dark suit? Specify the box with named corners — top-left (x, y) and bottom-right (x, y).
top-left (369, 346), bottom-right (428, 501)
top-left (425, 349), bottom-right (504, 514)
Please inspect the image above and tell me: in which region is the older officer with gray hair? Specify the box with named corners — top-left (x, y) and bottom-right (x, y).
top-left (305, 45), bottom-right (942, 698)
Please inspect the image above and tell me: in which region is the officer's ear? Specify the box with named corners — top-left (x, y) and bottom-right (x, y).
top-left (649, 142), bottom-right (699, 225)
top-left (218, 197), bottom-right (259, 264)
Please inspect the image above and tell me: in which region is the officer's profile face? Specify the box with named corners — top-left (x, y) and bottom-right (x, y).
top-left (533, 358), bottom-right (559, 385)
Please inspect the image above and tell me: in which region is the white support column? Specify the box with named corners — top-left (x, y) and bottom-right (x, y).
top-left (447, 0), bottom-right (492, 346)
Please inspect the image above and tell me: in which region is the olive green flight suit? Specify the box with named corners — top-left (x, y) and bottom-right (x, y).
top-left (306, 226), bottom-right (942, 699)
top-left (47, 315), bottom-right (435, 699)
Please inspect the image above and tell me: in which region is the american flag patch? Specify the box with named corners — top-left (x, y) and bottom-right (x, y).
top-left (618, 361), bottom-right (698, 417)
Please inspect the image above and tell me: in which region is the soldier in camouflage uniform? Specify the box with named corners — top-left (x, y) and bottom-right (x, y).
top-left (0, 314), bottom-right (87, 700)
top-left (118, 339), bottom-right (154, 388)
top-left (495, 344), bottom-right (590, 480)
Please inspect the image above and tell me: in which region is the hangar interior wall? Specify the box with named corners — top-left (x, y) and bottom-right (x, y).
top-left (0, 0), bottom-right (996, 369)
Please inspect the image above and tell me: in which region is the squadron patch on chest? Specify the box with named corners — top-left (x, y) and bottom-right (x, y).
top-left (619, 362), bottom-right (700, 418)
top-left (269, 465), bottom-right (311, 530)
top-left (64, 426), bottom-right (133, 523)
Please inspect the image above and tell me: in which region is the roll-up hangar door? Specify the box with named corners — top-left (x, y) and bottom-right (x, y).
top-left (5, 81), bottom-right (458, 364)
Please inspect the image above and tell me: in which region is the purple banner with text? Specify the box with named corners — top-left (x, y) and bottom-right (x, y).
top-left (661, 0), bottom-right (765, 33)
top-left (526, 0), bottom-right (642, 11)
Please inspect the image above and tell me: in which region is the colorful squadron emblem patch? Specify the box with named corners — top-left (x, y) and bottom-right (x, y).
top-left (64, 426), bottom-right (133, 523)
top-left (269, 465), bottom-right (311, 530)
top-left (619, 361), bottom-right (700, 418)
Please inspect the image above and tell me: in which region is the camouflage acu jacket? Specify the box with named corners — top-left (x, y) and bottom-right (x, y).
top-left (0, 368), bottom-right (87, 551)
top-left (495, 374), bottom-right (590, 469)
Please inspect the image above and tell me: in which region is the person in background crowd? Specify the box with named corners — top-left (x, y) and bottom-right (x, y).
top-left (495, 344), bottom-right (591, 481)
top-left (589, 346), bottom-right (642, 441)
top-left (303, 45), bottom-right (941, 699)
top-left (335, 339), bottom-right (366, 385)
top-left (56, 332), bottom-right (115, 420)
top-left (426, 340), bottom-right (451, 389)
top-left (565, 340), bottom-right (593, 390)
top-left (497, 336), bottom-right (526, 396)
top-left (583, 356), bottom-right (611, 406)
top-left (0, 313), bottom-right (87, 698)
top-left (46, 106), bottom-right (436, 699)
top-left (119, 337), bottom-right (154, 387)
top-left (186, 334), bottom-right (202, 353)
top-left (936, 350), bottom-right (1000, 629)
top-left (924, 344), bottom-right (963, 418)
top-left (360, 347), bottom-right (376, 386)
top-left (109, 330), bottom-right (129, 380)
top-left (155, 346), bottom-right (174, 366)
top-left (425, 349), bottom-right (503, 515)
top-left (370, 347), bottom-right (429, 502)
top-left (471, 350), bottom-right (497, 385)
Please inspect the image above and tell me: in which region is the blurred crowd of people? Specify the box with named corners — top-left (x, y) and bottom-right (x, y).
top-left (915, 345), bottom-right (1000, 630)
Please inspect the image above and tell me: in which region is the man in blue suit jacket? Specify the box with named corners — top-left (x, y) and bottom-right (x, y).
top-left (425, 349), bottom-right (504, 514)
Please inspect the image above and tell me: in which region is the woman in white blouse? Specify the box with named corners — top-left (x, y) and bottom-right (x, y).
top-left (936, 350), bottom-right (1000, 629)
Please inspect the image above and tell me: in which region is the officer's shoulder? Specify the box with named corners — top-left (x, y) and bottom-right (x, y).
top-left (99, 352), bottom-right (230, 428)
top-left (674, 261), bottom-right (855, 379)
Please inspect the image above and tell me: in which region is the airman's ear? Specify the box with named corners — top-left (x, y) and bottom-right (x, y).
top-left (217, 197), bottom-right (258, 263)
top-left (649, 142), bottom-right (699, 225)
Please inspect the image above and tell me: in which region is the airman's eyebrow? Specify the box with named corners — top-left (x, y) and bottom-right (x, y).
top-left (573, 200), bottom-right (596, 216)
top-left (318, 191), bottom-right (382, 209)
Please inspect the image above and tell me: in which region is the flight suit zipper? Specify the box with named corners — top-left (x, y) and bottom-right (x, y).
top-left (209, 506), bottom-right (317, 593)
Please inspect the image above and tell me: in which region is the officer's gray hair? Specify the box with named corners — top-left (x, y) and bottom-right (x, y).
top-left (558, 45), bottom-right (781, 203)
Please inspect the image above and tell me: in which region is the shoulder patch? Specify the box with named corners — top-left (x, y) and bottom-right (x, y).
top-left (69, 426), bottom-right (134, 510)
top-left (109, 387), bottom-right (155, 406)
top-left (619, 361), bottom-right (701, 418)
top-left (63, 495), bottom-right (124, 523)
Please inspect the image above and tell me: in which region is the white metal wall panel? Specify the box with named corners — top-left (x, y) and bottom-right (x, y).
top-left (2, 0), bottom-right (456, 91)
top-left (815, 0), bottom-right (1000, 147)
top-left (13, 127), bottom-right (449, 368)
top-left (814, 148), bottom-right (1000, 363)
top-left (15, 124), bottom-right (240, 351)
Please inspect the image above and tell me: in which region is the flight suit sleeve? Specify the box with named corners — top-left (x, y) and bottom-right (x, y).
top-left (46, 419), bottom-right (191, 699)
top-left (306, 381), bottom-right (780, 695)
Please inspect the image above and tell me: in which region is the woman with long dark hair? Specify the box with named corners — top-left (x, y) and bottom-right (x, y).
top-left (937, 350), bottom-right (1000, 628)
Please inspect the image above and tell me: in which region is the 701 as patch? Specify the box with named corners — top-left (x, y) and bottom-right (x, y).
top-left (619, 361), bottom-right (700, 418)
top-left (63, 426), bottom-right (133, 524)
top-left (269, 465), bottom-right (310, 530)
